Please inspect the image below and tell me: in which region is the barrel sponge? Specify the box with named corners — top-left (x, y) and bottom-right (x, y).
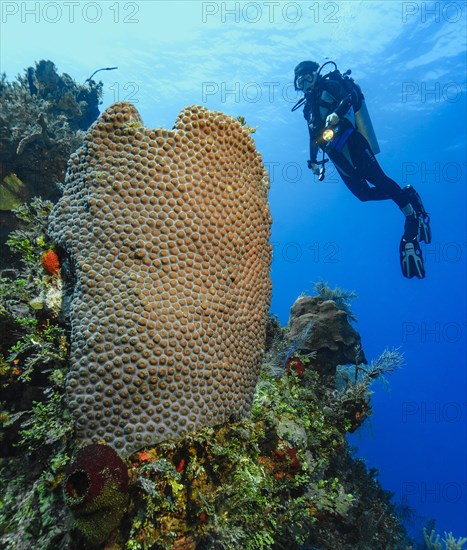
top-left (49, 102), bottom-right (272, 457)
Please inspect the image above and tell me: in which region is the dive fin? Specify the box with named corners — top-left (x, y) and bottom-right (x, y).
top-left (418, 213), bottom-right (431, 244)
top-left (402, 185), bottom-right (432, 244)
top-left (400, 237), bottom-right (425, 279)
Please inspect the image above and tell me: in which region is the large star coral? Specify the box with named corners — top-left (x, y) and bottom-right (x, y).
top-left (49, 102), bottom-right (272, 457)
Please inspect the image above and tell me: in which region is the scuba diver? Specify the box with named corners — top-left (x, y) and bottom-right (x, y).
top-left (292, 60), bottom-right (431, 279)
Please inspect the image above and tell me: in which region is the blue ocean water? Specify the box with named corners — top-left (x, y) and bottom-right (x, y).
top-left (2, 0), bottom-right (465, 542)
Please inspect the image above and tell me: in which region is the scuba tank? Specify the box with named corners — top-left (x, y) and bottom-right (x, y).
top-left (354, 100), bottom-right (380, 155)
top-left (318, 61), bottom-right (380, 155)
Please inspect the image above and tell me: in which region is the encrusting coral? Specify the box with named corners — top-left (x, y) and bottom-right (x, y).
top-left (48, 101), bottom-right (272, 457)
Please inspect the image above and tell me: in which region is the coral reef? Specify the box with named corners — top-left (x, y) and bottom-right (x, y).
top-left (2, 62), bottom-right (460, 550)
top-left (63, 443), bottom-right (129, 545)
top-left (0, 60), bottom-right (102, 268)
top-left (0, 200), bottom-right (73, 549)
top-left (48, 101), bottom-right (272, 457)
top-left (424, 528), bottom-right (467, 550)
top-left (0, 207), bottom-right (415, 549)
top-left (100, 303), bottom-right (408, 549)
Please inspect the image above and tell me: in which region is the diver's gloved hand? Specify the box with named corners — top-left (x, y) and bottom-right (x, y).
top-left (326, 112), bottom-right (339, 127)
top-left (307, 161), bottom-right (320, 175)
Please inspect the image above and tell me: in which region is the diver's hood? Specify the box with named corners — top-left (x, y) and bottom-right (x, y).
top-left (294, 60), bottom-right (319, 90)
top-left (294, 61), bottom-right (319, 76)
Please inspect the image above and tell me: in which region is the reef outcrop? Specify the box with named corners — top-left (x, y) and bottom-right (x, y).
top-left (0, 60), bottom-right (102, 267)
top-left (49, 102), bottom-right (272, 457)
top-left (0, 59), bottom-right (102, 202)
top-left (287, 295), bottom-right (366, 378)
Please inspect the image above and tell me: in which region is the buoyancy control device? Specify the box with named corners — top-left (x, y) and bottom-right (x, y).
top-left (318, 61), bottom-right (380, 155)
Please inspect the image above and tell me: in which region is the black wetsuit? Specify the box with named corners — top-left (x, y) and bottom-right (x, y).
top-left (304, 77), bottom-right (409, 209)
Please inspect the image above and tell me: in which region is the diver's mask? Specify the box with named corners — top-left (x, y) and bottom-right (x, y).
top-left (295, 72), bottom-right (317, 92)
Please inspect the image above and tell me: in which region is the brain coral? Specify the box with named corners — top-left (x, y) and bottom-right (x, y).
top-left (49, 102), bottom-right (272, 457)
